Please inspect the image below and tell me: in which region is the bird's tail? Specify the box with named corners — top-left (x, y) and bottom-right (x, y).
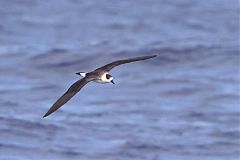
top-left (75, 72), bottom-right (87, 77)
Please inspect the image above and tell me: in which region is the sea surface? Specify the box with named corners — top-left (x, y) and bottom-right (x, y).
top-left (0, 0), bottom-right (239, 160)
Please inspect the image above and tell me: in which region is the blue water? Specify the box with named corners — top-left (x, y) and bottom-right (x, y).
top-left (0, 0), bottom-right (239, 159)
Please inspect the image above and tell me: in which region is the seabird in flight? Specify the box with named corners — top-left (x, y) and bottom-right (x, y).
top-left (43, 55), bottom-right (157, 118)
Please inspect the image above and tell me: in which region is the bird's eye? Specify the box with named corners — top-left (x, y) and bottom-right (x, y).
top-left (106, 74), bottom-right (111, 79)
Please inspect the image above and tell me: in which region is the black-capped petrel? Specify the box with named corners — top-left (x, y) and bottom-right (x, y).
top-left (43, 55), bottom-right (157, 118)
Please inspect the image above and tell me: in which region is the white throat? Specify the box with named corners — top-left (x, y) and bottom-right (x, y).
top-left (101, 72), bottom-right (109, 82)
top-left (94, 72), bottom-right (113, 84)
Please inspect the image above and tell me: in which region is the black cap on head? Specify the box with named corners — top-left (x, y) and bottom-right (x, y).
top-left (106, 74), bottom-right (112, 79)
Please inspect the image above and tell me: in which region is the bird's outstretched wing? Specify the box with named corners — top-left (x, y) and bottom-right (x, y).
top-left (95, 55), bottom-right (157, 72)
top-left (43, 78), bottom-right (90, 118)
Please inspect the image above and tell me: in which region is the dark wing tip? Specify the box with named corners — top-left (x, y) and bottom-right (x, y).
top-left (43, 111), bottom-right (51, 118)
top-left (43, 106), bottom-right (58, 118)
top-left (149, 55), bottom-right (157, 58)
top-left (42, 78), bottom-right (89, 119)
top-left (140, 55), bottom-right (157, 60)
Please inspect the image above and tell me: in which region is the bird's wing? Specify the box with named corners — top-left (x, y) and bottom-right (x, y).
top-left (95, 55), bottom-right (157, 72)
top-left (43, 78), bottom-right (90, 118)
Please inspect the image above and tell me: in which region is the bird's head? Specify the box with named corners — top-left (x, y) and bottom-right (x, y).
top-left (105, 73), bottom-right (115, 84)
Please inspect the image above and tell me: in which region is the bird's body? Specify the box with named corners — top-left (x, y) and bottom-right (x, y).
top-left (93, 72), bottom-right (111, 84)
top-left (82, 71), bottom-right (113, 84)
top-left (43, 55), bottom-right (157, 118)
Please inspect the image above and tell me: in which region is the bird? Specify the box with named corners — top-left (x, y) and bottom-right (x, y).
top-left (43, 55), bottom-right (157, 118)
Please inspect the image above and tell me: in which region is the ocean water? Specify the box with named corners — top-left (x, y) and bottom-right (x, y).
top-left (0, 0), bottom-right (239, 160)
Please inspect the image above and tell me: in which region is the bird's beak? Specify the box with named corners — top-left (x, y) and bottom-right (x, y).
top-left (75, 72), bottom-right (80, 75)
top-left (111, 80), bottom-right (115, 84)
